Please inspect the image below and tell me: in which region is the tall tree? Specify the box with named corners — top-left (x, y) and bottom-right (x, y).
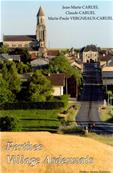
top-left (2, 61), bottom-right (21, 95)
top-left (0, 45), bottom-right (9, 54)
top-left (28, 70), bottom-right (53, 102)
top-left (21, 48), bottom-right (31, 63)
top-left (48, 55), bottom-right (82, 84)
top-left (0, 76), bottom-right (15, 103)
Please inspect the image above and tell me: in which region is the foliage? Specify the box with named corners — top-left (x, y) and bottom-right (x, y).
top-left (48, 55), bottom-right (82, 84)
top-left (0, 60), bottom-right (3, 70)
top-left (0, 102), bottom-right (65, 110)
top-left (0, 116), bottom-right (19, 131)
top-left (0, 45), bottom-right (9, 54)
top-left (16, 62), bottom-right (31, 74)
top-left (0, 109), bottom-right (60, 132)
top-left (107, 90), bottom-right (113, 105)
top-left (28, 70), bottom-right (53, 102)
top-left (0, 76), bottom-right (15, 103)
top-left (60, 94), bottom-right (69, 108)
top-left (2, 61), bottom-right (21, 94)
top-left (21, 48), bottom-right (31, 63)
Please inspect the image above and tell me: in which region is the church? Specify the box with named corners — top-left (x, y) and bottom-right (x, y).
top-left (3, 6), bottom-right (47, 56)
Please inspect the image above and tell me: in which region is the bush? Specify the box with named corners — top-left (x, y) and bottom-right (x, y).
top-left (60, 94), bottom-right (69, 107)
top-left (0, 116), bottom-right (20, 131)
top-left (0, 102), bottom-right (65, 110)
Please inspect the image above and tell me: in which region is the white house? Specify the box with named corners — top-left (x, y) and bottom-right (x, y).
top-left (47, 73), bottom-right (65, 96)
top-left (83, 45), bottom-right (99, 63)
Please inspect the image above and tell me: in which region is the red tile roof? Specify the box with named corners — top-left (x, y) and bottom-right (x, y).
top-left (47, 50), bottom-right (60, 57)
top-left (47, 73), bottom-right (65, 86)
top-left (31, 53), bottom-right (37, 60)
top-left (99, 54), bottom-right (112, 61)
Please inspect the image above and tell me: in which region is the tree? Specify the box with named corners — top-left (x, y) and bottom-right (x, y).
top-left (16, 62), bottom-right (31, 74)
top-left (107, 90), bottom-right (113, 105)
top-left (28, 70), bottom-right (53, 102)
top-left (2, 61), bottom-right (21, 95)
top-left (0, 45), bottom-right (9, 54)
top-left (21, 48), bottom-right (31, 63)
top-left (48, 55), bottom-right (82, 84)
top-left (0, 116), bottom-right (19, 131)
top-left (0, 76), bottom-right (15, 103)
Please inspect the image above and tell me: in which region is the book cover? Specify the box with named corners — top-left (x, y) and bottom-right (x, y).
top-left (0, 0), bottom-right (113, 173)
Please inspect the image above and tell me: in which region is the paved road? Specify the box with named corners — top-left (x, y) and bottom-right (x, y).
top-left (76, 62), bottom-right (113, 134)
top-left (76, 101), bottom-right (100, 124)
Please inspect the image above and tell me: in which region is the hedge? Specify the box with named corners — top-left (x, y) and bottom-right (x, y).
top-left (0, 101), bottom-right (65, 110)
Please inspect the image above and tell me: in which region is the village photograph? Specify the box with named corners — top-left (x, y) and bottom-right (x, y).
top-left (0, 1), bottom-right (113, 173)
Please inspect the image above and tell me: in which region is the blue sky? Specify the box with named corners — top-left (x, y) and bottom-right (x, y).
top-left (1, 0), bottom-right (113, 48)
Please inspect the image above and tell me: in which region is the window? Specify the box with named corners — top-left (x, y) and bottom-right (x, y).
top-left (18, 44), bottom-right (22, 47)
top-left (5, 44), bottom-right (9, 47)
top-left (25, 44), bottom-right (28, 47)
top-left (12, 44), bottom-right (16, 47)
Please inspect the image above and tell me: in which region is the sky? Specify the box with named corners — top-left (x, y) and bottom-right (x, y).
top-left (1, 0), bottom-right (113, 48)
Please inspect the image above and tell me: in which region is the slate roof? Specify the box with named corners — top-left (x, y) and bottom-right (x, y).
top-left (31, 58), bottom-right (49, 67)
top-left (3, 35), bottom-right (36, 42)
top-left (102, 71), bottom-right (113, 79)
top-left (37, 6), bottom-right (45, 16)
top-left (11, 55), bottom-right (21, 61)
top-left (47, 73), bottom-right (65, 86)
top-left (99, 54), bottom-right (112, 61)
top-left (108, 57), bottom-right (113, 66)
top-left (84, 45), bottom-right (98, 52)
top-left (0, 54), bottom-right (12, 60)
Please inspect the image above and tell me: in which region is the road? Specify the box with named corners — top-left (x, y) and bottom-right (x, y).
top-left (76, 62), bottom-right (113, 134)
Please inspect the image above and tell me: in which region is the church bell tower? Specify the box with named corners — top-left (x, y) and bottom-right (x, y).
top-left (36, 6), bottom-right (46, 48)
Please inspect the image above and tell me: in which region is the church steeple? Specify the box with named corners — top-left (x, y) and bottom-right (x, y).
top-left (36, 6), bottom-right (46, 48)
top-left (37, 6), bottom-right (45, 18)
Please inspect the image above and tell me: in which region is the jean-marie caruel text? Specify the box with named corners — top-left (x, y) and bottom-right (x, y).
top-left (48, 4), bottom-right (113, 21)
top-left (5, 141), bottom-right (93, 167)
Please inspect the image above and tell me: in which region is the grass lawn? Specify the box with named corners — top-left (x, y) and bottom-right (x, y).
top-left (86, 133), bottom-right (113, 146)
top-left (100, 105), bottom-right (113, 122)
top-left (0, 109), bottom-right (60, 131)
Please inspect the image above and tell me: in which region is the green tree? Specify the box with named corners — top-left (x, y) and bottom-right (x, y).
top-left (21, 48), bottom-right (31, 63)
top-left (0, 116), bottom-right (19, 131)
top-left (16, 62), bottom-right (31, 74)
top-left (107, 90), bottom-right (113, 105)
top-left (28, 70), bottom-right (53, 102)
top-left (0, 45), bottom-right (9, 54)
top-left (0, 76), bottom-right (15, 103)
top-left (2, 61), bottom-right (21, 95)
top-left (48, 55), bottom-right (82, 84)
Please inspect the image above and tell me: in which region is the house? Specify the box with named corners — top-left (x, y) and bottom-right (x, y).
top-left (47, 49), bottom-right (60, 58)
top-left (99, 51), bottom-right (112, 67)
top-left (11, 55), bottom-right (21, 62)
top-left (30, 58), bottom-right (49, 69)
top-left (83, 45), bottom-right (99, 63)
top-left (0, 53), bottom-right (21, 62)
top-left (47, 73), bottom-right (65, 96)
top-left (0, 53), bottom-right (13, 61)
top-left (20, 72), bottom-right (66, 97)
top-left (102, 66), bottom-right (113, 92)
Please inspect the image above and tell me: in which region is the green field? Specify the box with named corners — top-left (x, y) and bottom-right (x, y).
top-left (0, 109), bottom-right (61, 131)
